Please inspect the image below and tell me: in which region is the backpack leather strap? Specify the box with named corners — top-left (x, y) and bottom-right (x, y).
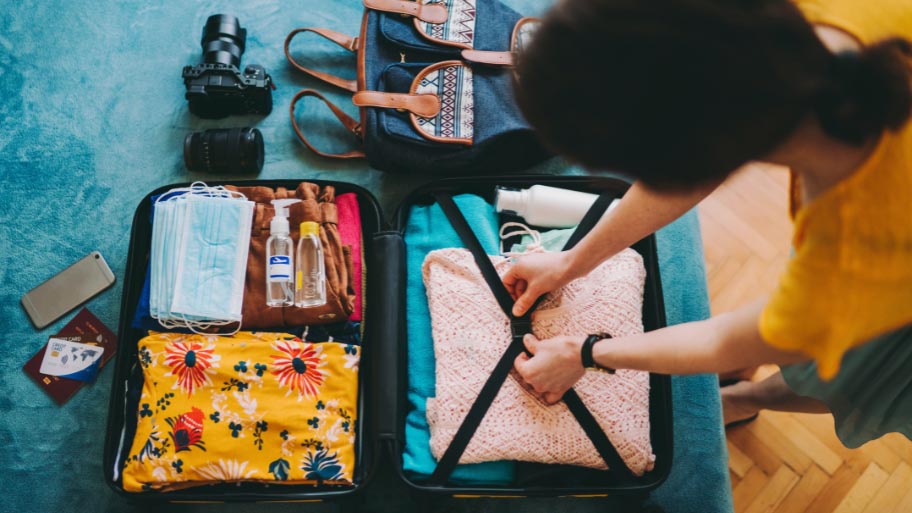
top-left (285, 28), bottom-right (359, 93)
top-left (461, 49), bottom-right (514, 66)
top-left (289, 89), bottom-right (366, 159)
top-left (363, 0), bottom-right (448, 24)
top-left (352, 91), bottom-right (441, 118)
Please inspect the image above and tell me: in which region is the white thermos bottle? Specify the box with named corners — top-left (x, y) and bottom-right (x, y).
top-left (494, 185), bottom-right (620, 228)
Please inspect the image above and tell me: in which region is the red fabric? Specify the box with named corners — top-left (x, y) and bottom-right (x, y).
top-left (336, 193), bottom-right (363, 321)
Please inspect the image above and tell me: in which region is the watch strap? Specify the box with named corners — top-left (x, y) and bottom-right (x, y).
top-left (581, 332), bottom-right (615, 373)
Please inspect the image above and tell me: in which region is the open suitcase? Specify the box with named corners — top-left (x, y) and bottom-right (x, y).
top-left (103, 175), bottom-right (673, 508)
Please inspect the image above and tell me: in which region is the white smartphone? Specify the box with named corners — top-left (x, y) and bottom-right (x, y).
top-left (21, 251), bottom-right (116, 329)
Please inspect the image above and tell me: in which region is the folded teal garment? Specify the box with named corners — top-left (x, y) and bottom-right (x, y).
top-left (403, 194), bottom-right (515, 484)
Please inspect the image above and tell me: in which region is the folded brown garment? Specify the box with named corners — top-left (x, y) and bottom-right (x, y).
top-left (227, 183), bottom-right (355, 328)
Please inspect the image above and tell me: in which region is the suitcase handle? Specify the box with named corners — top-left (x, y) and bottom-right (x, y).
top-left (368, 231), bottom-right (407, 442)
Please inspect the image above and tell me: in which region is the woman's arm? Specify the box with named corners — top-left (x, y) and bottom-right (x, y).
top-left (593, 300), bottom-right (807, 374)
top-left (565, 178), bottom-right (722, 278)
top-left (514, 300), bottom-right (810, 404)
top-left (505, 178), bottom-right (722, 316)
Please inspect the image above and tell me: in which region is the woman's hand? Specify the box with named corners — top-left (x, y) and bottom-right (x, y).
top-left (503, 251), bottom-right (577, 316)
top-left (514, 334), bottom-right (586, 405)
top-left (502, 181), bottom-right (724, 317)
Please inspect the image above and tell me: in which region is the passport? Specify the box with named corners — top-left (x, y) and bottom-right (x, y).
top-left (23, 308), bottom-right (118, 405)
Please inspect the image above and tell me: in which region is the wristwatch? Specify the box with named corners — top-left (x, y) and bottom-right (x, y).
top-left (580, 332), bottom-right (615, 374)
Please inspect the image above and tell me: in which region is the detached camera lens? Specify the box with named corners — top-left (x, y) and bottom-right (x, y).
top-left (183, 127), bottom-right (264, 174)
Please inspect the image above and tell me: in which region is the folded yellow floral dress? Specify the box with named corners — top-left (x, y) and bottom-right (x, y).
top-left (121, 331), bottom-right (359, 492)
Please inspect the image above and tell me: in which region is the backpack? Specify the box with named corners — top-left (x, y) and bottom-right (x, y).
top-left (285, 0), bottom-right (550, 173)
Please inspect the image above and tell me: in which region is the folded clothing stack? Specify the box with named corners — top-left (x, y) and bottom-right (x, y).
top-left (423, 247), bottom-right (655, 475)
top-left (122, 331), bottom-right (359, 492)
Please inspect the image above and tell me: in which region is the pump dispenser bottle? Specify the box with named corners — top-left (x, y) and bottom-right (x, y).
top-left (295, 221), bottom-right (327, 308)
top-left (266, 199), bottom-right (300, 307)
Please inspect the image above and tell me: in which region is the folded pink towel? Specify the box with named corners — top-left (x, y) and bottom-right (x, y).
top-left (424, 247), bottom-right (655, 475)
top-left (336, 193), bottom-right (363, 321)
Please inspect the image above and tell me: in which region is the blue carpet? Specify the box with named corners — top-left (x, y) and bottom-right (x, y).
top-left (0, 0), bottom-right (731, 512)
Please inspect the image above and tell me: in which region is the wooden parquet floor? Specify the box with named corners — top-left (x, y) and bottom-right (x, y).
top-left (697, 163), bottom-right (912, 513)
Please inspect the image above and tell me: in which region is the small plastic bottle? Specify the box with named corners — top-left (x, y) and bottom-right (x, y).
top-left (266, 199), bottom-right (301, 307)
top-left (495, 185), bottom-right (620, 228)
top-left (295, 221), bottom-right (327, 308)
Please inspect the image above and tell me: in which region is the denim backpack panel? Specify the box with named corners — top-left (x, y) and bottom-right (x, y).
top-left (377, 0), bottom-right (521, 54)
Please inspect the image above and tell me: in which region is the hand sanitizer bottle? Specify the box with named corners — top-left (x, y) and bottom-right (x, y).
top-left (295, 221), bottom-right (327, 308)
top-left (266, 199), bottom-right (300, 307)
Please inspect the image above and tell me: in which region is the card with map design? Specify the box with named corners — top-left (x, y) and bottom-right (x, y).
top-left (23, 308), bottom-right (118, 405)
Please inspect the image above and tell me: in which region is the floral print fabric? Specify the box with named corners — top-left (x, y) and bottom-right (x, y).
top-left (122, 331), bottom-right (359, 492)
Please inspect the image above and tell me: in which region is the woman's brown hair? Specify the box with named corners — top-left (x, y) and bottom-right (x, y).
top-left (514, 0), bottom-right (912, 188)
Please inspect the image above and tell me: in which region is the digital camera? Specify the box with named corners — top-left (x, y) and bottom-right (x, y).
top-left (182, 15), bottom-right (273, 119)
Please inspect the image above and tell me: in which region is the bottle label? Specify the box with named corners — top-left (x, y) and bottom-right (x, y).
top-left (268, 255), bottom-right (291, 282)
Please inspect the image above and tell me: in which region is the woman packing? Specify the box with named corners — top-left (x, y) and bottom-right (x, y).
top-left (505, 0), bottom-right (912, 448)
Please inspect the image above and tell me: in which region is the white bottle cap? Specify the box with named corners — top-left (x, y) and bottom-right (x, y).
top-left (494, 188), bottom-right (524, 215)
top-left (270, 199), bottom-right (301, 235)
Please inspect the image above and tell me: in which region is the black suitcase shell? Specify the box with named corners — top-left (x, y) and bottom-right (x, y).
top-left (103, 175), bottom-right (672, 503)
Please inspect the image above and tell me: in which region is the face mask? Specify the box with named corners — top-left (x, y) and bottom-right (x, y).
top-left (171, 194), bottom-right (253, 323)
top-left (150, 183), bottom-right (254, 333)
top-left (150, 189), bottom-right (190, 322)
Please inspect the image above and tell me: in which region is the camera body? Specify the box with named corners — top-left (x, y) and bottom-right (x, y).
top-left (182, 62), bottom-right (273, 118)
top-left (182, 14), bottom-right (274, 119)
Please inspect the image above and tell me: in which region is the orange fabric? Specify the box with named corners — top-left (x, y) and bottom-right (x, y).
top-left (761, 0), bottom-right (912, 379)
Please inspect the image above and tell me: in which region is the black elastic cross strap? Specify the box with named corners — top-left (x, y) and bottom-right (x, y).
top-left (428, 193), bottom-right (537, 485)
top-left (428, 191), bottom-right (634, 485)
top-left (428, 335), bottom-right (528, 485)
top-left (433, 192), bottom-right (524, 318)
top-left (561, 389), bottom-right (633, 480)
top-left (560, 192), bottom-right (614, 252)
top-left (556, 191), bottom-right (635, 481)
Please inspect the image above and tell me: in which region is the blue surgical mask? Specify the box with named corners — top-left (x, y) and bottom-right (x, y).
top-left (150, 183), bottom-right (253, 332)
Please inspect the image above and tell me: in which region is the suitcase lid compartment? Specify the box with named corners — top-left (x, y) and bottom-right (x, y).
top-left (383, 175), bottom-right (673, 496)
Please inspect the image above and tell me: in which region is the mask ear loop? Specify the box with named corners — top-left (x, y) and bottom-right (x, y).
top-left (499, 222), bottom-right (542, 256)
top-left (157, 182), bottom-right (247, 203)
top-left (155, 181), bottom-right (212, 204)
top-left (177, 315), bottom-right (243, 336)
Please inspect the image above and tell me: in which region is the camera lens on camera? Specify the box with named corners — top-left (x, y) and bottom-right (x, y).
top-left (201, 14), bottom-right (246, 67)
top-left (183, 128), bottom-right (264, 174)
